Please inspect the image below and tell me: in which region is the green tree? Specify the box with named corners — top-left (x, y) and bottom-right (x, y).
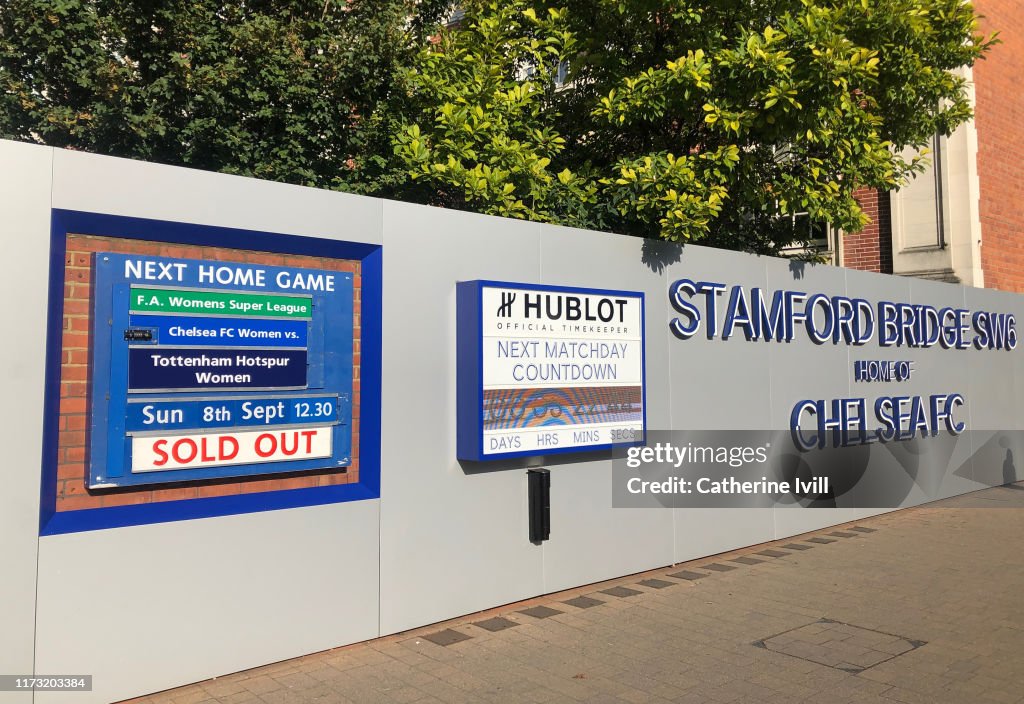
top-left (0, 0), bottom-right (446, 189)
top-left (3, 0), bottom-right (995, 252)
top-left (390, 0), bottom-right (994, 252)
top-left (388, 0), bottom-right (599, 226)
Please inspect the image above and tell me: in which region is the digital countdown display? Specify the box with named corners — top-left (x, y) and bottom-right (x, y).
top-left (457, 280), bottom-right (646, 461)
top-left (88, 253), bottom-right (354, 488)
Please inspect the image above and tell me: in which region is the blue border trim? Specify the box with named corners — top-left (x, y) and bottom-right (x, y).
top-left (456, 279), bottom-right (647, 462)
top-left (40, 209), bottom-right (382, 535)
top-left (456, 282), bottom-right (483, 460)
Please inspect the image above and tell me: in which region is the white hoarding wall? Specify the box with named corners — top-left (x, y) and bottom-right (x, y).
top-left (0, 140), bottom-right (1019, 703)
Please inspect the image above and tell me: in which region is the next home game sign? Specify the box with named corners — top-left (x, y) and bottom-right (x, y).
top-left (88, 253), bottom-right (354, 488)
top-left (457, 281), bottom-right (646, 460)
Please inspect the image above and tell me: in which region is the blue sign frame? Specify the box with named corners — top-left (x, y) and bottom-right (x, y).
top-left (39, 210), bottom-right (382, 535)
top-left (456, 280), bottom-right (647, 461)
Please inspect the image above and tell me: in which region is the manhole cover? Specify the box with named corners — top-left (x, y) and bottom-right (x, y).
top-left (754, 619), bottom-right (925, 673)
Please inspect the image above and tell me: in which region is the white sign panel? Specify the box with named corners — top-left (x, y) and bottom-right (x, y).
top-left (458, 281), bottom-right (646, 460)
top-left (131, 426), bottom-right (333, 472)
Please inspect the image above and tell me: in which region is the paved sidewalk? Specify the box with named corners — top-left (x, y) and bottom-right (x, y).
top-left (133, 486), bottom-right (1024, 704)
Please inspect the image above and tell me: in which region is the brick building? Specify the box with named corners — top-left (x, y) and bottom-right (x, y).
top-left (839, 0), bottom-right (1024, 292)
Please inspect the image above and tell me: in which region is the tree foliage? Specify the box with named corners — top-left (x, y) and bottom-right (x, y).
top-left (388, 0), bottom-right (599, 226)
top-left (391, 0), bottom-right (995, 252)
top-left (0, 0), bottom-right (996, 253)
top-left (0, 0), bottom-right (446, 188)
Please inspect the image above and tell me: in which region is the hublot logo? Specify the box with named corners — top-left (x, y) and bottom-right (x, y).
top-left (497, 291), bottom-right (629, 323)
top-left (497, 291), bottom-right (517, 317)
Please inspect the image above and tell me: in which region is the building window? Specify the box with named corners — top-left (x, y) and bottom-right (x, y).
top-left (778, 213), bottom-right (837, 262)
top-left (891, 133), bottom-right (947, 251)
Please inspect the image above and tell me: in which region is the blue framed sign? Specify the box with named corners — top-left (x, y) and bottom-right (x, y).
top-left (457, 280), bottom-right (646, 461)
top-left (90, 253), bottom-right (354, 488)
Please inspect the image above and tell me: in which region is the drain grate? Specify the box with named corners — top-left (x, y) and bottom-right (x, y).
top-left (562, 595), bottom-right (603, 609)
top-left (422, 629), bottom-right (472, 646)
top-left (601, 586), bottom-right (642, 598)
top-left (475, 617), bottom-right (518, 632)
top-left (638, 578), bottom-right (676, 589)
top-left (667, 569), bottom-right (708, 581)
top-left (519, 605), bottom-right (563, 619)
top-left (702, 562), bottom-right (737, 572)
top-left (754, 619), bottom-right (925, 674)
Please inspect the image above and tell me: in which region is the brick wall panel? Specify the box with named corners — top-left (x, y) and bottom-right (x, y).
top-left (843, 188), bottom-right (894, 273)
top-left (976, 0), bottom-right (1024, 292)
